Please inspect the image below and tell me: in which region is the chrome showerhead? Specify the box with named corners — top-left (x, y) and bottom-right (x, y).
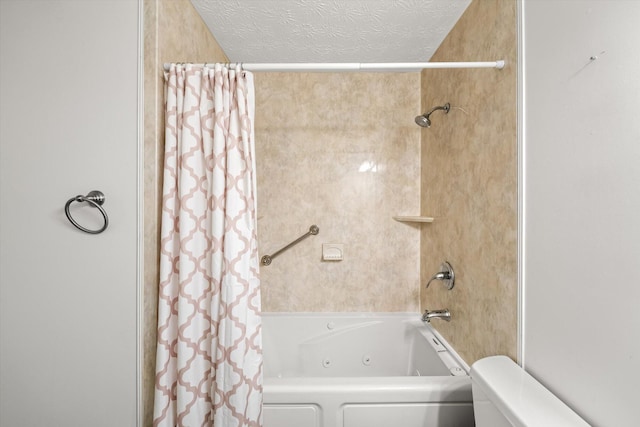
top-left (415, 103), bottom-right (451, 128)
top-left (415, 114), bottom-right (432, 128)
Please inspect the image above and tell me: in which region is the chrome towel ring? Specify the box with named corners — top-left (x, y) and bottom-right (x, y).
top-left (64, 190), bottom-right (109, 234)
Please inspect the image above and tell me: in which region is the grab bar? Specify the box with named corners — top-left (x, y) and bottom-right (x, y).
top-left (261, 225), bottom-right (319, 266)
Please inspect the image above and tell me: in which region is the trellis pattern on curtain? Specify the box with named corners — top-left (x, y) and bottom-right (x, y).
top-left (154, 63), bottom-right (262, 427)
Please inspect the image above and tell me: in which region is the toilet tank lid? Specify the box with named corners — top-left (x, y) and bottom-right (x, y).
top-left (470, 356), bottom-right (590, 427)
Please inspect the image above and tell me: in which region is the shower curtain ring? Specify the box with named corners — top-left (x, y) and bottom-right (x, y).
top-left (64, 190), bottom-right (109, 234)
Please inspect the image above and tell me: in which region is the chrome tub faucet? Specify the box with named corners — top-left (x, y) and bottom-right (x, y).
top-left (423, 262), bottom-right (454, 322)
top-left (422, 309), bottom-right (451, 323)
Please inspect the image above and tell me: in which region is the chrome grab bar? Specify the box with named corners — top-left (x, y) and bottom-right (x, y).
top-left (261, 225), bottom-right (319, 266)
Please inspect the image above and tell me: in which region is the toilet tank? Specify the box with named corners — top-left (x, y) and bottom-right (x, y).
top-left (470, 356), bottom-right (591, 427)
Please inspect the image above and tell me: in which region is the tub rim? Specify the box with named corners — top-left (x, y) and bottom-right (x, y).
top-left (261, 312), bottom-right (471, 375)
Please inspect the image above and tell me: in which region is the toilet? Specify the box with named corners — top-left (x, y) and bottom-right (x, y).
top-left (470, 356), bottom-right (591, 426)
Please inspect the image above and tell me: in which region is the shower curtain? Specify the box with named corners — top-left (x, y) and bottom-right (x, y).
top-left (154, 64), bottom-right (262, 427)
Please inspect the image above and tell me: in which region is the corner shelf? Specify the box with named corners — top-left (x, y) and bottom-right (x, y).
top-left (392, 216), bottom-right (435, 223)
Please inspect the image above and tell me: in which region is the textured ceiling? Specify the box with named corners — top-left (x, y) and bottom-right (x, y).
top-left (190, 0), bottom-right (472, 63)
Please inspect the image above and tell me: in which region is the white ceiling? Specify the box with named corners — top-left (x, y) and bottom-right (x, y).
top-left (190, 0), bottom-right (472, 63)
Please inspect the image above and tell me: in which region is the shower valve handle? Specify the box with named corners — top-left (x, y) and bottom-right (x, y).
top-left (425, 261), bottom-right (455, 290)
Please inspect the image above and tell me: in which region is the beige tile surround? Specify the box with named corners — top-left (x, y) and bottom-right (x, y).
top-left (419, 0), bottom-right (518, 364)
top-left (255, 72), bottom-right (422, 312)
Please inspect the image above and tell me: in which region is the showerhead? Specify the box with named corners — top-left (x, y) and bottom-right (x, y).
top-left (415, 103), bottom-right (451, 128)
top-left (415, 114), bottom-right (432, 128)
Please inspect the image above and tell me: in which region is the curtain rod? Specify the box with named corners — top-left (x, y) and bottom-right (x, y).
top-left (163, 60), bottom-right (505, 72)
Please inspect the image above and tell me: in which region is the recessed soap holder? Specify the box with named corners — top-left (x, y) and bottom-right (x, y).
top-left (322, 243), bottom-right (344, 261)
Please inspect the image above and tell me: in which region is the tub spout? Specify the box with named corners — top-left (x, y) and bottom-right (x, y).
top-left (421, 309), bottom-right (451, 323)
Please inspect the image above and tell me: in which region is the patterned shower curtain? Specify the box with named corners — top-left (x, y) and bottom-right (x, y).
top-left (154, 64), bottom-right (262, 427)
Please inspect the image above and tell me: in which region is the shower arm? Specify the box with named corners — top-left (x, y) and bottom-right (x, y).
top-left (425, 103), bottom-right (451, 117)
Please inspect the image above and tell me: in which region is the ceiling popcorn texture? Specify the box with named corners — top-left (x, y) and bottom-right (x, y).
top-left (189, 0), bottom-right (472, 63)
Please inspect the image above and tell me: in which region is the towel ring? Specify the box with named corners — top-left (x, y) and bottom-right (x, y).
top-left (64, 190), bottom-right (109, 234)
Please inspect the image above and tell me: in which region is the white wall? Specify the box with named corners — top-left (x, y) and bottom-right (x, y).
top-left (0, 1), bottom-right (139, 425)
top-left (522, 1), bottom-right (640, 426)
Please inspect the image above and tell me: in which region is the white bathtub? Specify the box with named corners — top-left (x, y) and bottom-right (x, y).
top-left (262, 313), bottom-right (474, 427)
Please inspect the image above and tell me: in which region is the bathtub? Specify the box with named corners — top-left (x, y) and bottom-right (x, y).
top-left (262, 313), bottom-right (474, 427)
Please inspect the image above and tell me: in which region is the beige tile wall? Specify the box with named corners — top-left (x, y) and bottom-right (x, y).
top-left (255, 72), bottom-right (423, 312)
top-left (143, 0), bottom-right (228, 425)
top-left (419, 0), bottom-right (518, 364)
